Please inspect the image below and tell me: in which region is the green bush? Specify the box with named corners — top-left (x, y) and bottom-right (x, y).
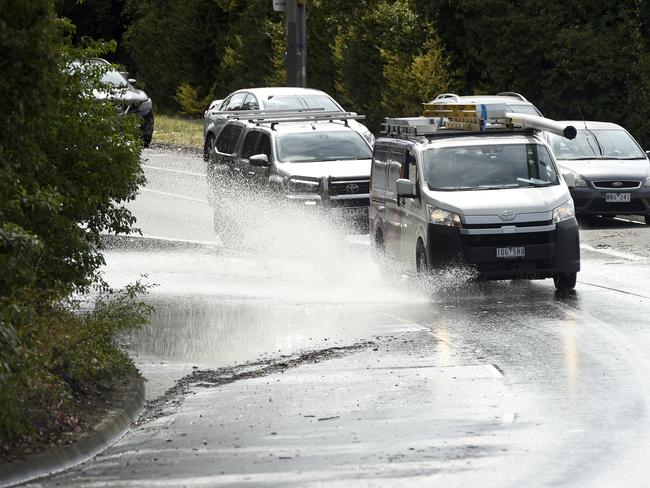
top-left (0, 0), bottom-right (149, 450)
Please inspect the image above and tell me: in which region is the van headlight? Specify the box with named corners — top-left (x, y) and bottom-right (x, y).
top-left (362, 129), bottom-right (375, 146)
top-left (428, 205), bottom-right (462, 227)
top-left (645, 176), bottom-right (650, 187)
top-left (285, 177), bottom-right (320, 194)
top-left (552, 200), bottom-right (575, 223)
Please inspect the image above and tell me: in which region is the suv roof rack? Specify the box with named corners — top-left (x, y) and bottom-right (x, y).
top-left (226, 110), bottom-right (366, 130)
top-left (496, 91), bottom-right (529, 101)
top-left (381, 102), bottom-right (576, 140)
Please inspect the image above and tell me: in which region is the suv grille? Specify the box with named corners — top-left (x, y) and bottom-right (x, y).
top-left (329, 180), bottom-right (370, 196)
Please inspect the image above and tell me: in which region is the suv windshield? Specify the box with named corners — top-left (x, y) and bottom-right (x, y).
top-left (276, 131), bottom-right (372, 163)
top-left (100, 70), bottom-right (129, 88)
top-left (548, 129), bottom-right (646, 160)
top-left (424, 143), bottom-right (559, 190)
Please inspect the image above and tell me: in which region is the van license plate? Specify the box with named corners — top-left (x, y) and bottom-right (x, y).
top-left (496, 247), bottom-right (525, 259)
top-left (606, 193), bottom-right (630, 203)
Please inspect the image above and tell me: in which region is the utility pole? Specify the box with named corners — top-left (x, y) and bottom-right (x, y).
top-left (284, 0), bottom-right (307, 87)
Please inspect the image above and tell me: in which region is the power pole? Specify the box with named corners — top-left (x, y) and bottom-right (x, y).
top-left (285, 0), bottom-right (307, 87)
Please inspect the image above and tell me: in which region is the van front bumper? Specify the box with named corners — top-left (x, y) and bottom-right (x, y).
top-left (426, 219), bottom-right (580, 280)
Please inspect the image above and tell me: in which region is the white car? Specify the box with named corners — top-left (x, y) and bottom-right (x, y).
top-left (203, 87), bottom-right (374, 160)
top-left (544, 121), bottom-right (650, 224)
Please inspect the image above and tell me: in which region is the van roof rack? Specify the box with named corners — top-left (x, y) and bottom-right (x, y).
top-left (381, 102), bottom-right (576, 140)
top-left (226, 110), bottom-right (366, 130)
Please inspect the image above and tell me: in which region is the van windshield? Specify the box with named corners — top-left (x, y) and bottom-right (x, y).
top-left (423, 143), bottom-right (559, 190)
top-left (276, 131), bottom-right (372, 163)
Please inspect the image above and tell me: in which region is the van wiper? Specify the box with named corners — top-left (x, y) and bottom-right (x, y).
top-left (477, 184), bottom-right (519, 190)
top-left (517, 177), bottom-right (551, 186)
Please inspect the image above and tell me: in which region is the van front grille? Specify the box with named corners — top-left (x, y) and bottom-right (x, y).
top-left (461, 231), bottom-right (556, 248)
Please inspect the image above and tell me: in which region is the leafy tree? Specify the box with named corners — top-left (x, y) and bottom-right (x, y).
top-left (1, 0), bottom-right (146, 442)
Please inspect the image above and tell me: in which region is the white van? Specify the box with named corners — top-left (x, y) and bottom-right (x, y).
top-left (370, 103), bottom-right (581, 290)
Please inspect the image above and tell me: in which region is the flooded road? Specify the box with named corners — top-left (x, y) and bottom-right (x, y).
top-left (31, 147), bottom-right (650, 487)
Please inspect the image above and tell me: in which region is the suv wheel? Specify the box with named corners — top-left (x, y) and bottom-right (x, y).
top-left (204, 133), bottom-right (215, 162)
top-left (553, 272), bottom-right (577, 291)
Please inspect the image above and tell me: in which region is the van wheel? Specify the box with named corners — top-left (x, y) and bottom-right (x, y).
top-left (416, 241), bottom-right (428, 274)
top-left (553, 272), bottom-right (577, 291)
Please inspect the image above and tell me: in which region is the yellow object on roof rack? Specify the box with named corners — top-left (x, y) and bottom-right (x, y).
top-left (381, 102), bottom-right (576, 139)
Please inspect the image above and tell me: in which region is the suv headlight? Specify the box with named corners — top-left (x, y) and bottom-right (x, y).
top-left (285, 177), bottom-right (320, 194)
top-left (552, 200), bottom-right (575, 223)
top-left (136, 98), bottom-right (152, 115)
top-left (428, 205), bottom-right (462, 227)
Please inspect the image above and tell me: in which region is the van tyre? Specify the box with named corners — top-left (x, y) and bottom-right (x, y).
top-left (553, 272), bottom-right (577, 291)
top-left (416, 242), bottom-right (429, 274)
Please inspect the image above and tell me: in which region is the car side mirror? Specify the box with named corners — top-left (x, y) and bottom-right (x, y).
top-left (646, 150), bottom-right (650, 156)
top-left (562, 172), bottom-right (576, 188)
top-left (249, 154), bottom-right (270, 167)
top-left (128, 78), bottom-right (137, 84)
top-left (396, 178), bottom-right (417, 198)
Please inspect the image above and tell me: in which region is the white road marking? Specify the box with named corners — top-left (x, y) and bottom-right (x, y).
top-left (613, 216), bottom-right (645, 225)
top-left (580, 243), bottom-right (647, 261)
top-left (140, 188), bottom-right (209, 204)
top-left (142, 164), bottom-right (205, 178)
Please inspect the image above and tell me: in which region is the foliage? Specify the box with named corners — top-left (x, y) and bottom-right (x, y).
top-left (415, 0), bottom-right (649, 145)
top-left (175, 82), bottom-right (212, 117)
top-left (1, 0), bottom-right (149, 448)
top-left (0, 284), bottom-right (152, 449)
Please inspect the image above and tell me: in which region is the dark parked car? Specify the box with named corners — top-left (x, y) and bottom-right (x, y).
top-left (78, 58), bottom-right (154, 146)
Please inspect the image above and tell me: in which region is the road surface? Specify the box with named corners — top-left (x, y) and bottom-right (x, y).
top-left (30, 147), bottom-right (650, 487)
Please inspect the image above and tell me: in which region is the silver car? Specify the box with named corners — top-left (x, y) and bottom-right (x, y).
top-left (203, 87), bottom-right (374, 160)
top-left (429, 92), bottom-right (542, 116)
top-left (545, 121), bottom-right (650, 224)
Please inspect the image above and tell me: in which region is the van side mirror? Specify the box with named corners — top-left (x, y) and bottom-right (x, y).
top-left (396, 178), bottom-right (417, 198)
top-left (249, 154), bottom-right (270, 167)
top-left (562, 172), bottom-right (576, 188)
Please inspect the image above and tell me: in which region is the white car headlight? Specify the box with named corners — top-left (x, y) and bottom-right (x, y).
top-left (362, 129), bottom-right (375, 146)
top-left (574, 174), bottom-right (588, 188)
top-left (428, 205), bottom-right (462, 227)
top-left (645, 176), bottom-right (650, 187)
top-left (552, 200), bottom-right (575, 223)
top-left (285, 177), bottom-right (320, 194)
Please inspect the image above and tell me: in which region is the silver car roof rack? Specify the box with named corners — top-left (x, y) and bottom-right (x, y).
top-left (496, 91), bottom-right (529, 102)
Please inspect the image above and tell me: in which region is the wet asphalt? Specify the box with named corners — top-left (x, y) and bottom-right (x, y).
top-left (29, 147), bottom-right (650, 487)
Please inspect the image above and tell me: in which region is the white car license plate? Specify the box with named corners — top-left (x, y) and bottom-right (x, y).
top-left (496, 246), bottom-right (525, 259)
top-left (606, 193), bottom-right (631, 203)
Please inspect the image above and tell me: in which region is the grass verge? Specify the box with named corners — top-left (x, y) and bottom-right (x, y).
top-left (0, 283), bottom-right (152, 462)
top-left (153, 114), bottom-right (204, 149)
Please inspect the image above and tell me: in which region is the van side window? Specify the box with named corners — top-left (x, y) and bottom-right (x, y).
top-left (241, 131), bottom-right (260, 159)
top-left (407, 150), bottom-right (417, 186)
top-left (387, 147), bottom-right (405, 194)
top-left (216, 125), bottom-right (243, 154)
top-left (371, 146), bottom-right (389, 190)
